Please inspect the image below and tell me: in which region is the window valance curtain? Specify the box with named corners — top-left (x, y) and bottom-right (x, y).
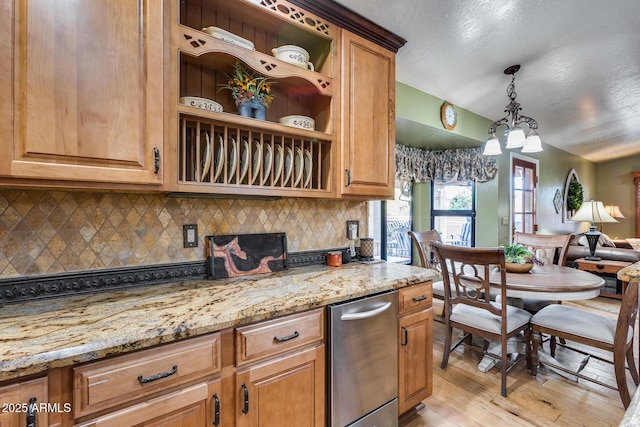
top-left (395, 144), bottom-right (497, 183)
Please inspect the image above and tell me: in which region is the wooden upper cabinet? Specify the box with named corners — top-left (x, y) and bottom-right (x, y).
top-left (340, 30), bottom-right (396, 199)
top-left (0, 0), bottom-right (164, 188)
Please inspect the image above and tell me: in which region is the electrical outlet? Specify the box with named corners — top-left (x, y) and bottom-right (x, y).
top-left (346, 220), bottom-right (359, 239)
top-left (183, 224), bottom-right (198, 248)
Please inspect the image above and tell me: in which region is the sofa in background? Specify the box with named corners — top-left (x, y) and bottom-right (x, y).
top-left (565, 233), bottom-right (640, 266)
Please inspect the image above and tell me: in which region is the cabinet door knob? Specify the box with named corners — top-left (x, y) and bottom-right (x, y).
top-left (212, 392), bottom-right (220, 426)
top-left (137, 365), bottom-right (177, 384)
top-left (241, 383), bottom-right (249, 414)
top-left (401, 326), bottom-right (408, 346)
top-left (154, 147), bottom-right (161, 174)
top-left (26, 397), bottom-right (37, 427)
top-left (273, 331), bottom-right (299, 343)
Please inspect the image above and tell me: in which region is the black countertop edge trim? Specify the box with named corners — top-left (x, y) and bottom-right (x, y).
top-left (0, 248), bottom-right (359, 304)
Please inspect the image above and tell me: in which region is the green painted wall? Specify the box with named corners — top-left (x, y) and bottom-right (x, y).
top-left (395, 82), bottom-right (491, 140)
top-left (596, 154), bottom-right (640, 239)
top-left (396, 82), bottom-right (609, 255)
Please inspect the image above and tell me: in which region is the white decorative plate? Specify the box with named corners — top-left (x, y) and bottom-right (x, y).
top-left (201, 27), bottom-right (255, 50)
top-left (180, 96), bottom-right (223, 113)
top-left (282, 147), bottom-right (293, 186)
top-left (272, 145), bottom-right (284, 184)
top-left (212, 135), bottom-right (224, 182)
top-left (238, 139), bottom-right (250, 183)
top-left (251, 140), bottom-right (262, 185)
top-left (227, 137), bottom-right (237, 182)
top-left (262, 143), bottom-right (273, 185)
top-left (303, 148), bottom-right (312, 188)
top-left (293, 147), bottom-right (304, 187)
top-left (200, 132), bottom-right (211, 182)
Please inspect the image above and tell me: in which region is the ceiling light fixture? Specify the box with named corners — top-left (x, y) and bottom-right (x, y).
top-left (482, 65), bottom-right (543, 155)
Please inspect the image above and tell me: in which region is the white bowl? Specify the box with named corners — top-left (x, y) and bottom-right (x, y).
top-left (179, 97), bottom-right (223, 113)
top-left (279, 115), bottom-right (315, 130)
top-left (271, 45), bottom-right (314, 71)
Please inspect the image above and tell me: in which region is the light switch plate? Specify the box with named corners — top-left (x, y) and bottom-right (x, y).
top-left (183, 224), bottom-right (198, 248)
top-left (346, 220), bottom-right (359, 239)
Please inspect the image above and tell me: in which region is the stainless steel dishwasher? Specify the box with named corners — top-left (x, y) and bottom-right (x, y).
top-left (328, 290), bottom-right (398, 427)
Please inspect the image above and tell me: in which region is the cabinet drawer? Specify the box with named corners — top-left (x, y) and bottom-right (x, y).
top-left (398, 282), bottom-right (432, 315)
top-left (73, 333), bottom-right (221, 418)
top-left (236, 308), bottom-right (324, 366)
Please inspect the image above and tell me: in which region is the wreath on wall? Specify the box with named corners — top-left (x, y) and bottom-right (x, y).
top-left (567, 181), bottom-right (584, 212)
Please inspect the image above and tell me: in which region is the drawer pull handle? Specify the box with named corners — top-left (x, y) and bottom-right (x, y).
top-left (412, 295), bottom-right (427, 302)
top-left (212, 392), bottom-right (220, 426)
top-left (273, 331), bottom-right (299, 343)
top-left (596, 265), bottom-right (605, 270)
top-left (137, 365), bottom-right (177, 384)
top-left (241, 383), bottom-right (249, 414)
top-left (401, 326), bottom-right (408, 346)
top-left (26, 397), bottom-right (36, 427)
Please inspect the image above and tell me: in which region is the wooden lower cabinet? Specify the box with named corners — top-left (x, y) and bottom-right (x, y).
top-left (74, 381), bottom-right (216, 427)
top-left (398, 308), bottom-right (433, 415)
top-left (235, 345), bottom-right (325, 427)
top-left (0, 377), bottom-right (49, 427)
top-left (397, 282), bottom-right (433, 416)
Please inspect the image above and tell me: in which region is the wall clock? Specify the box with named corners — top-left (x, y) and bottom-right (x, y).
top-left (441, 101), bottom-right (457, 130)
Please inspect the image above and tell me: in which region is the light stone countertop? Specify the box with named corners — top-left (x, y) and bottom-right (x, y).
top-left (618, 261), bottom-right (640, 426)
top-left (618, 261), bottom-right (640, 284)
top-left (0, 262), bottom-right (437, 382)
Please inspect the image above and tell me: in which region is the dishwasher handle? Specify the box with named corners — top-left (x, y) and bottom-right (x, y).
top-left (340, 301), bottom-right (392, 321)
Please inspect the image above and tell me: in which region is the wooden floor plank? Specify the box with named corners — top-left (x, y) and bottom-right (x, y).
top-left (401, 297), bottom-right (635, 427)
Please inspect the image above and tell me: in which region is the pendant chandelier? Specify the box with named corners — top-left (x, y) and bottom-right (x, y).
top-left (482, 65), bottom-right (543, 155)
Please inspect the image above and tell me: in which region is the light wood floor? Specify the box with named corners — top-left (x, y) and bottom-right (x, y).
top-left (401, 297), bottom-right (637, 427)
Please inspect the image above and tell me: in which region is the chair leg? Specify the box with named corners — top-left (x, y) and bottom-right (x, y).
top-left (530, 329), bottom-right (542, 375)
top-left (525, 327), bottom-right (532, 371)
top-left (501, 337), bottom-right (508, 397)
top-left (614, 347), bottom-right (632, 408)
top-left (441, 324), bottom-right (453, 369)
top-left (550, 336), bottom-right (557, 358)
top-left (627, 345), bottom-right (639, 385)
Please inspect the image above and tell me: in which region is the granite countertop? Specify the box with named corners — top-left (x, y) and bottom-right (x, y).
top-left (0, 262), bottom-right (437, 382)
top-left (618, 261), bottom-right (640, 283)
top-left (618, 261), bottom-right (640, 426)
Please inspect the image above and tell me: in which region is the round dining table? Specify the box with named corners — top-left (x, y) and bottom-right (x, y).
top-left (489, 264), bottom-right (604, 301)
top-left (477, 264), bottom-right (604, 373)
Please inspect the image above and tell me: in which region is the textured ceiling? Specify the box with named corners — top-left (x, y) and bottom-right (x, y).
top-left (332, 0), bottom-right (640, 162)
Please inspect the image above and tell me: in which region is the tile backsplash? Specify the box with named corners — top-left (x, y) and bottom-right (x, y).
top-left (0, 190), bottom-right (368, 278)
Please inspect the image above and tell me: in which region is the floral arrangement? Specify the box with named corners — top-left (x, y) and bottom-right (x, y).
top-left (500, 243), bottom-right (544, 265)
top-left (219, 61), bottom-right (274, 107)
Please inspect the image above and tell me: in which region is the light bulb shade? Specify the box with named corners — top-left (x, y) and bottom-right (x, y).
top-left (569, 200), bottom-right (618, 224)
top-left (482, 136), bottom-right (502, 155)
top-left (505, 127), bottom-right (526, 148)
top-left (605, 204), bottom-right (625, 218)
top-left (521, 132), bottom-right (543, 153)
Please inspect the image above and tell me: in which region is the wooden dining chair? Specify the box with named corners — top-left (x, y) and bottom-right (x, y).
top-left (529, 281), bottom-right (639, 408)
top-left (408, 230), bottom-right (447, 319)
top-left (509, 232), bottom-right (573, 313)
top-left (431, 241), bottom-right (532, 397)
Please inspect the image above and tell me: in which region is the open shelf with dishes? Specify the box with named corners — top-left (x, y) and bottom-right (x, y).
top-left (179, 116), bottom-right (332, 194)
top-left (168, 0), bottom-right (338, 196)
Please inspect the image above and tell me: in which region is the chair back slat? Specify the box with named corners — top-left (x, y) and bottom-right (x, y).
top-left (431, 242), bottom-right (506, 317)
top-left (408, 230), bottom-right (442, 270)
top-left (513, 232), bottom-right (572, 266)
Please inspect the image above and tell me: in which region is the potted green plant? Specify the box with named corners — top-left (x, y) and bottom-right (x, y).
top-left (218, 61), bottom-right (274, 120)
top-left (500, 243), bottom-right (543, 273)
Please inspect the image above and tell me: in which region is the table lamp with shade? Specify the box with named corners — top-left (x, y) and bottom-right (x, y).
top-left (569, 200), bottom-right (618, 260)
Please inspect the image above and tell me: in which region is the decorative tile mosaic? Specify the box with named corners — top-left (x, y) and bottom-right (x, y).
top-left (0, 190), bottom-right (368, 278)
